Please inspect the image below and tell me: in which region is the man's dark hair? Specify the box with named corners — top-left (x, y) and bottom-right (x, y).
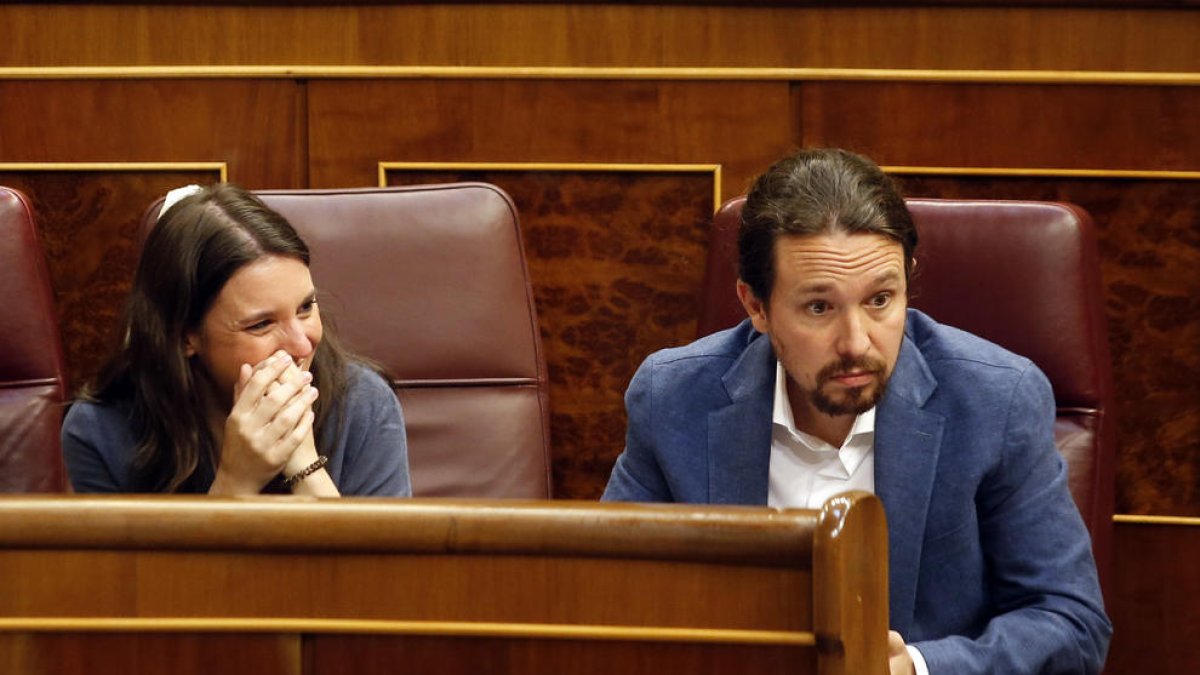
top-left (738, 148), bottom-right (917, 303)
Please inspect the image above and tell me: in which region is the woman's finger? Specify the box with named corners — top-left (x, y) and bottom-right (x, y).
top-left (231, 351), bottom-right (294, 416)
top-left (261, 384), bottom-right (319, 454)
top-left (274, 409), bottom-right (317, 466)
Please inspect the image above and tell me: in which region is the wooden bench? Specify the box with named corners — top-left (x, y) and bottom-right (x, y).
top-left (0, 492), bottom-right (888, 674)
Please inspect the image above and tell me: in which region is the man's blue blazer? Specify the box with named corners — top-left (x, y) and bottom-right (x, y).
top-left (603, 309), bottom-right (1111, 674)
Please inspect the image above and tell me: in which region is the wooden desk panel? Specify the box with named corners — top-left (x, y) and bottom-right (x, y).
top-left (0, 495), bottom-right (888, 674)
top-left (0, 634), bottom-right (298, 675)
top-left (308, 634), bottom-right (807, 675)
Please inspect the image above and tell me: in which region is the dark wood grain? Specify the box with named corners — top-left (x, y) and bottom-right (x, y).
top-left (307, 635), bottom-right (807, 675)
top-left (0, 496), bottom-right (894, 674)
top-left (384, 168), bottom-right (715, 500)
top-left (0, 634), bottom-right (298, 675)
top-left (0, 169), bottom-right (222, 393)
top-left (1, 5), bottom-right (1196, 71)
top-left (797, 82), bottom-right (1200, 172)
top-left (308, 79), bottom-right (791, 200)
top-left (1107, 521), bottom-right (1200, 675)
top-left (0, 80), bottom-right (304, 189)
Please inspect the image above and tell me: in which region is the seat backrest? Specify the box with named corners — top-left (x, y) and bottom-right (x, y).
top-left (0, 187), bottom-right (69, 492)
top-left (699, 196), bottom-right (1115, 586)
top-left (144, 184), bottom-right (552, 498)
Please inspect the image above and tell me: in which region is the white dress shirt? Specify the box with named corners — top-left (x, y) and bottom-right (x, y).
top-left (765, 360), bottom-right (930, 675)
top-left (766, 360), bottom-right (875, 509)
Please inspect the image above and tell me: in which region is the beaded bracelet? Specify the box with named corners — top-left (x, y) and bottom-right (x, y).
top-left (284, 455), bottom-right (329, 488)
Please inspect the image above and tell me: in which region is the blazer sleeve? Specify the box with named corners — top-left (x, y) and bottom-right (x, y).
top-left (602, 355), bottom-right (673, 502)
top-left (914, 364), bottom-right (1112, 674)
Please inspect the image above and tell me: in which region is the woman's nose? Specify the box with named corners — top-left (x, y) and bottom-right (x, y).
top-left (280, 319), bottom-right (315, 359)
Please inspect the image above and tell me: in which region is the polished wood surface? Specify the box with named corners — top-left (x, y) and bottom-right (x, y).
top-left (307, 635), bottom-right (801, 675)
top-left (0, 493), bottom-right (889, 675)
top-left (0, 80), bottom-right (303, 188)
top-left (0, 5), bottom-right (1196, 72)
top-left (307, 79), bottom-right (791, 199)
top-left (813, 493), bottom-right (889, 675)
top-left (0, 634), bottom-right (298, 675)
top-left (797, 82), bottom-right (1200, 171)
top-left (1106, 520), bottom-right (1200, 675)
top-left (0, 496), bottom-right (815, 563)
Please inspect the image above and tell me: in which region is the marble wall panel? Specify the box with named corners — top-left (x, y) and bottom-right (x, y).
top-left (894, 173), bottom-right (1200, 516)
top-left (385, 168), bottom-right (716, 499)
top-left (0, 169), bottom-right (223, 394)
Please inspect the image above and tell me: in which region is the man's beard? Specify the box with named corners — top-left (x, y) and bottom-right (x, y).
top-left (809, 355), bottom-right (890, 416)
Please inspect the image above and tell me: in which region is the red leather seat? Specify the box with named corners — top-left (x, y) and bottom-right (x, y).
top-left (0, 186), bottom-right (69, 492)
top-left (145, 184), bottom-right (552, 498)
top-left (699, 196), bottom-right (1116, 587)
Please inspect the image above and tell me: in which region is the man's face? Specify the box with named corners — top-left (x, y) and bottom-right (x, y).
top-left (738, 232), bottom-right (908, 430)
top-left (185, 254), bottom-right (323, 408)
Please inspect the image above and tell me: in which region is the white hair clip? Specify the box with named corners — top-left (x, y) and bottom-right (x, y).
top-left (159, 184), bottom-right (203, 222)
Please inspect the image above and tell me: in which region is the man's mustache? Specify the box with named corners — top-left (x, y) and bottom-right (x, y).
top-left (816, 356), bottom-right (886, 386)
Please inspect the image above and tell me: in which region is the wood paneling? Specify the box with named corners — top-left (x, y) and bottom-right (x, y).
top-left (891, 173), bottom-right (1200, 518)
top-left (0, 1), bottom-right (1193, 671)
top-left (0, 634), bottom-right (298, 675)
top-left (384, 167), bottom-right (715, 499)
top-left (0, 168), bottom-right (222, 393)
top-left (1107, 521), bottom-right (1200, 675)
top-left (1, 5), bottom-right (1197, 72)
top-left (796, 82), bottom-right (1200, 172)
top-left (0, 80), bottom-right (303, 189)
top-left (0, 496), bottom-right (890, 674)
top-left (307, 79), bottom-right (791, 198)
top-left (308, 635), bottom-right (803, 675)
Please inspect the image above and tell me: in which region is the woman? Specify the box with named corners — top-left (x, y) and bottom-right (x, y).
top-left (62, 183), bottom-right (411, 496)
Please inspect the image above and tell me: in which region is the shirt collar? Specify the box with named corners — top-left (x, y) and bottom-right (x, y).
top-left (771, 360), bottom-right (876, 452)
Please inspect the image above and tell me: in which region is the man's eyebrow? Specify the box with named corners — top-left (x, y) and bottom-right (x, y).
top-left (793, 282), bottom-right (833, 294)
top-left (872, 269), bottom-right (903, 284)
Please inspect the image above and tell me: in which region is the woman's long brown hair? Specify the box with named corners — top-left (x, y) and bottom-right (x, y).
top-left (84, 184), bottom-right (353, 492)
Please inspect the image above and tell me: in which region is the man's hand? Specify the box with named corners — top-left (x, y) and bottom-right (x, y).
top-left (888, 631), bottom-right (916, 675)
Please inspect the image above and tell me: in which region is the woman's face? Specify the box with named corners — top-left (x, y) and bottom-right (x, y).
top-left (185, 254), bottom-right (323, 407)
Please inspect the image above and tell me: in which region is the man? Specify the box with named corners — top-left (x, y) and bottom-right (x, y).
top-left (602, 149), bottom-right (1111, 674)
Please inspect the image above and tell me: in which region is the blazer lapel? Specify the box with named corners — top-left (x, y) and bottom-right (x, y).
top-left (707, 333), bottom-right (775, 505)
top-left (874, 335), bottom-right (945, 635)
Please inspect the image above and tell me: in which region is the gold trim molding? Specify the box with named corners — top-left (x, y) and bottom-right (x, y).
top-left (0, 66), bottom-right (1196, 87)
top-left (0, 617), bottom-right (814, 646)
top-left (1114, 514), bottom-right (1200, 526)
top-left (884, 166), bottom-right (1200, 180)
top-left (0, 162), bottom-right (229, 181)
top-left (380, 161), bottom-right (724, 213)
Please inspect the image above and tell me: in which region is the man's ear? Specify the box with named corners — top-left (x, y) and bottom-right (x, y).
top-left (736, 279), bottom-right (770, 334)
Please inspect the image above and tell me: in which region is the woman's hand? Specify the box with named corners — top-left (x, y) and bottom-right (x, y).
top-left (209, 351), bottom-right (318, 496)
top-left (279, 355), bottom-right (340, 497)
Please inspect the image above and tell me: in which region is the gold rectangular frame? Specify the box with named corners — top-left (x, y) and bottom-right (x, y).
top-left (0, 162), bottom-right (228, 181)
